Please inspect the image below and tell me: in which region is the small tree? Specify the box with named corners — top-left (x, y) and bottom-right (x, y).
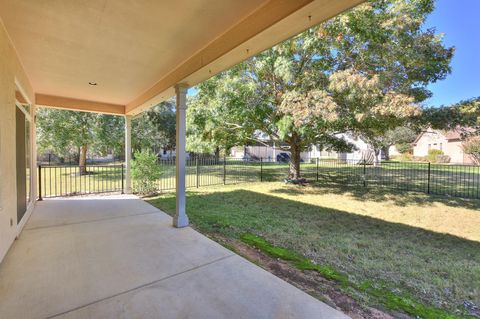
top-left (463, 136), bottom-right (480, 164)
top-left (131, 150), bottom-right (161, 195)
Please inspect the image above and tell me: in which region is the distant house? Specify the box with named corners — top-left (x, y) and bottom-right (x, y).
top-left (335, 133), bottom-right (383, 163)
top-left (155, 147), bottom-right (190, 160)
top-left (230, 144), bottom-right (336, 162)
top-left (412, 128), bottom-right (474, 164)
top-left (229, 130), bottom-right (337, 162)
top-left (230, 132), bottom-right (384, 163)
top-left (157, 147), bottom-right (176, 159)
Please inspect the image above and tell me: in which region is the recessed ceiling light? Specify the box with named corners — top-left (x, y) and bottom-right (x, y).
top-left (88, 82), bottom-right (98, 86)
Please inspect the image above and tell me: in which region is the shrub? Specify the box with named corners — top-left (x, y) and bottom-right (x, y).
top-left (426, 149), bottom-right (444, 163)
top-left (397, 153), bottom-right (413, 161)
top-left (131, 149), bottom-right (161, 195)
top-left (396, 142), bottom-right (412, 154)
top-left (463, 136), bottom-right (480, 164)
top-left (435, 154), bottom-right (451, 163)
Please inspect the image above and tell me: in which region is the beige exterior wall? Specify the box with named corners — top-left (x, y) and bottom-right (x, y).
top-left (412, 128), bottom-right (474, 164)
top-left (444, 140), bottom-right (464, 164)
top-left (413, 129), bottom-right (447, 157)
top-left (0, 20), bottom-right (36, 263)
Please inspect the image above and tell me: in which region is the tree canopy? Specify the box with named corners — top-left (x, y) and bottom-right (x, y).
top-left (36, 108), bottom-right (124, 172)
top-left (132, 100), bottom-right (176, 154)
top-left (420, 96), bottom-right (480, 133)
top-left (187, 0), bottom-right (453, 178)
top-left (37, 100), bottom-right (177, 171)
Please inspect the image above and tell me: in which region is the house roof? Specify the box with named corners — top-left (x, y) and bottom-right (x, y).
top-left (443, 129), bottom-right (464, 140)
top-left (413, 127), bottom-right (476, 144)
top-left (0, 0), bottom-right (363, 115)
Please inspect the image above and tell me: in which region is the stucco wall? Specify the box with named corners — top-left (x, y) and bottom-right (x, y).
top-left (413, 129), bottom-right (448, 157)
top-left (444, 140), bottom-right (464, 164)
top-left (0, 20), bottom-right (35, 263)
top-left (412, 129), bottom-right (472, 164)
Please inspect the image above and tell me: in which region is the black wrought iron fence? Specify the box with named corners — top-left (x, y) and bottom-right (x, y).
top-left (38, 158), bottom-right (480, 200)
top-left (153, 157), bottom-right (262, 191)
top-left (313, 159), bottom-right (480, 199)
top-left (38, 164), bottom-right (124, 199)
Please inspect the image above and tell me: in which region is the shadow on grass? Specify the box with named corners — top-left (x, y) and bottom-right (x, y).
top-left (268, 182), bottom-right (480, 210)
top-left (268, 187), bottom-right (306, 195)
top-left (147, 189), bottom-right (480, 318)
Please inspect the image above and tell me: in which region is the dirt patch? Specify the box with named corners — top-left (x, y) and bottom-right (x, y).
top-left (211, 234), bottom-right (398, 319)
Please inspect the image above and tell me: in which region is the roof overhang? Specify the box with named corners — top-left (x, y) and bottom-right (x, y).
top-left (0, 0), bottom-right (364, 115)
top-left (36, 94), bottom-right (125, 115)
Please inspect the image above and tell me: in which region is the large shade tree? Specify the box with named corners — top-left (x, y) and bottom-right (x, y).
top-left (36, 108), bottom-right (124, 174)
top-left (420, 96), bottom-right (480, 132)
top-left (37, 100), bottom-right (178, 175)
top-left (94, 114), bottom-right (125, 157)
top-left (188, 0), bottom-right (453, 179)
top-left (132, 100), bottom-right (176, 154)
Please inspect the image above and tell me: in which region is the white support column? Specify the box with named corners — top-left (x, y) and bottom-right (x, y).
top-left (124, 115), bottom-right (132, 194)
top-left (174, 84), bottom-right (189, 228)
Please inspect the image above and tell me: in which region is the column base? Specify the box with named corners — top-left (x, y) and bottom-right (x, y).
top-left (173, 214), bottom-right (189, 228)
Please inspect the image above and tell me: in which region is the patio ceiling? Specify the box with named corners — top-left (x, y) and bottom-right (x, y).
top-left (0, 0), bottom-right (363, 115)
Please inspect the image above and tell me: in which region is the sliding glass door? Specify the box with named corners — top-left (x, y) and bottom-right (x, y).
top-left (15, 102), bottom-right (32, 224)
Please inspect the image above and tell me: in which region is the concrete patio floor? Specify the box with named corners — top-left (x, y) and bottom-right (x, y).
top-left (0, 194), bottom-right (348, 319)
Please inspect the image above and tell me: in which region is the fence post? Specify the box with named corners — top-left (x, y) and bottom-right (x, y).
top-left (223, 155), bottom-right (227, 185)
top-left (316, 158), bottom-right (319, 181)
top-left (427, 162), bottom-right (431, 194)
top-left (196, 157), bottom-right (199, 188)
top-left (260, 157), bottom-right (263, 182)
top-left (363, 160), bottom-right (367, 187)
top-left (38, 165), bottom-right (43, 201)
top-left (121, 164), bottom-right (124, 194)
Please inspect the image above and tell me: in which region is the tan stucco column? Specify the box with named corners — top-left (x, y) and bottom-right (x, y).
top-left (174, 84), bottom-right (189, 228)
top-left (124, 115), bottom-right (132, 194)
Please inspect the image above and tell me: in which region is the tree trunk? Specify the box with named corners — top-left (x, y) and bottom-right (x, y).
top-left (79, 144), bottom-right (88, 175)
top-left (382, 146), bottom-right (390, 160)
top-left (373, 148), bottom-right (381, 167)
top-left (214, 146), bottom-right (220, 164)
top-left (288, 143), bottom-right (301, 180)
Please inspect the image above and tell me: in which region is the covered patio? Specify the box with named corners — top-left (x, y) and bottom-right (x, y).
top-left (0, 195), bottom-right (347, 319)
top-left (1, 0), bottom-right (362, 317)
top-left (0, 0), bottom-right (362, 235)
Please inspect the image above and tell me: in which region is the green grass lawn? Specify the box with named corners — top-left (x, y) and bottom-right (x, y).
top-left (146, 182), bottom-right (480, 319)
